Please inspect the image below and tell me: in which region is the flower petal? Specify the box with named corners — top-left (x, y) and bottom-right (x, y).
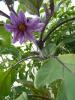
top-left (4, 24), bottom-right (16, 32)
top-left (27, 17), bottom-right (44, 32)
top-left (18, 11), bottom-right (27, 24)
top-left (19, 33), bottom-right (25, 44)
top-left (27, 23), bottom-right (44, 33)
top-left (13, 31), bottom-right (19, 43)
top-left (10, 12), bottom-right (18, 25)
top-left (27, 17), bottom-right (41, 26)
top-left (25, 31), bottom-right (35, 41)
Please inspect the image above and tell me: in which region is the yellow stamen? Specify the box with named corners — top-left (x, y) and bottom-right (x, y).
top-left (18, 23), bottom-right (26, 32)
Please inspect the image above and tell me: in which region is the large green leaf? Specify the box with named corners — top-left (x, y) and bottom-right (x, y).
top-left (0, 68), bottom-right (17, 96)
top-left (35, 54), bottom-right (75, 100)
top-left (34, 58), bottom-right (63, 88)
top-left (56, 69), bottom-right (75, 100)
top-left (58, 54), bottom-right (75, 73)
top-left (34, 54), bottom-right (75, 88)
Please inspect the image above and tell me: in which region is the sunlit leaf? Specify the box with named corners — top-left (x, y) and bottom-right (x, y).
top-left (0, 68), bottom-right (17, 96)
top-left (0, 25), bottom-right (11, 46)
top-left (58, 54), bottom-right (75, 73)
top-left (34, 58), bottom-right (63, 88)
top-left (56, 69), bottom-right (75, 100)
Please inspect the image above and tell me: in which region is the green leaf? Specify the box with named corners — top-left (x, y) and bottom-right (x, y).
top-left (19, 0), bottom-right (43, 14)
top-left (42, 43), bottom-right (57, 57)
top-left (56, 69), bottom-right (75, 100)
top-left (58, 54), bottom-right (75, 73)
top-left (34, 58), bottom-right (63, 88)
top-left (62, 35), bottom-right (75, 44)
top-left (0, 68), bottom-right (17, 96)
top-left (17, 2), bottom-right (26, 12)
top-left (15, 92), bottom-right (28, 100)
top-left (0, 46), bottom-right (21, 59)
top-left (0, 25), bottom-right (11, 46)
top-left (34, 54), bottom-right (75, 99)
top-left (56, 82), bottom-right (68, 100)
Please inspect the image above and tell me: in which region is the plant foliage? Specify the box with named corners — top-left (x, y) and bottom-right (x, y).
top-left (0, 0), bottom-right (75, 100)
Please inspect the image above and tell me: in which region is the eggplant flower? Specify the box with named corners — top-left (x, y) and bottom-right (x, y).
top-left (5, 11), bottom-right (44, 44)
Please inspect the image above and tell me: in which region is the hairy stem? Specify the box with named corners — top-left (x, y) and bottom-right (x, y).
top-left (43, 17), bottom-right (75, 43)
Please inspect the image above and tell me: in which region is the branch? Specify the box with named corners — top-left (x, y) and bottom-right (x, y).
top-left (43, 17), bottom-right (75, 43)
top-left (28, 94), bottom-right (51, 100)
top-left (14, 56), bottom-right (44, 67)
top-left (5, 0), bottom-right (16, 15)
top-left (37, 0), bottom-right (40, 16)
top-left (16, 79), bottom-right (34, 89)
top-left (0, 10), bottom-right (10, 19)
top-left (40, 0), bottom-right (54, 41)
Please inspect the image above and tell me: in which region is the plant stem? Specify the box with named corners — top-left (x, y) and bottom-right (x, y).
top-left (40, 0), bottom-right (54, 41)
top-left (28, 94), bottom-right (51, 100)
top-left (37, 0), bottom-right (40, 16)
top-left (0, 10), bottom-right (10, 19)
top-left (14, 56), bottom-right (44, 67)
top-left (43, 17), bottom-right (75, 43)
top-left (5, 0), bottom-right (17, 15)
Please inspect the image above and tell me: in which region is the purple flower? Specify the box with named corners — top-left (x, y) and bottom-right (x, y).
top-left (5, 11), bottom-right (44, 44)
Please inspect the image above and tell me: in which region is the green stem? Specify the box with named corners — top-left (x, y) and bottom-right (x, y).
top-left (28, 94), bottom-right (51, 100)
top-left (14, 56), bottom-right (43, 67)
top-left (43, 17), bottom-right (75, 43)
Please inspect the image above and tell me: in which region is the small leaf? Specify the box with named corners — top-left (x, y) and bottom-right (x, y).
top-left (42, 43), bottom-right (57, 57)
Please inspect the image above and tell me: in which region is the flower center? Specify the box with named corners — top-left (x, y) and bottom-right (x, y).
top-left (18, 23), bottom-right (26, 32)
